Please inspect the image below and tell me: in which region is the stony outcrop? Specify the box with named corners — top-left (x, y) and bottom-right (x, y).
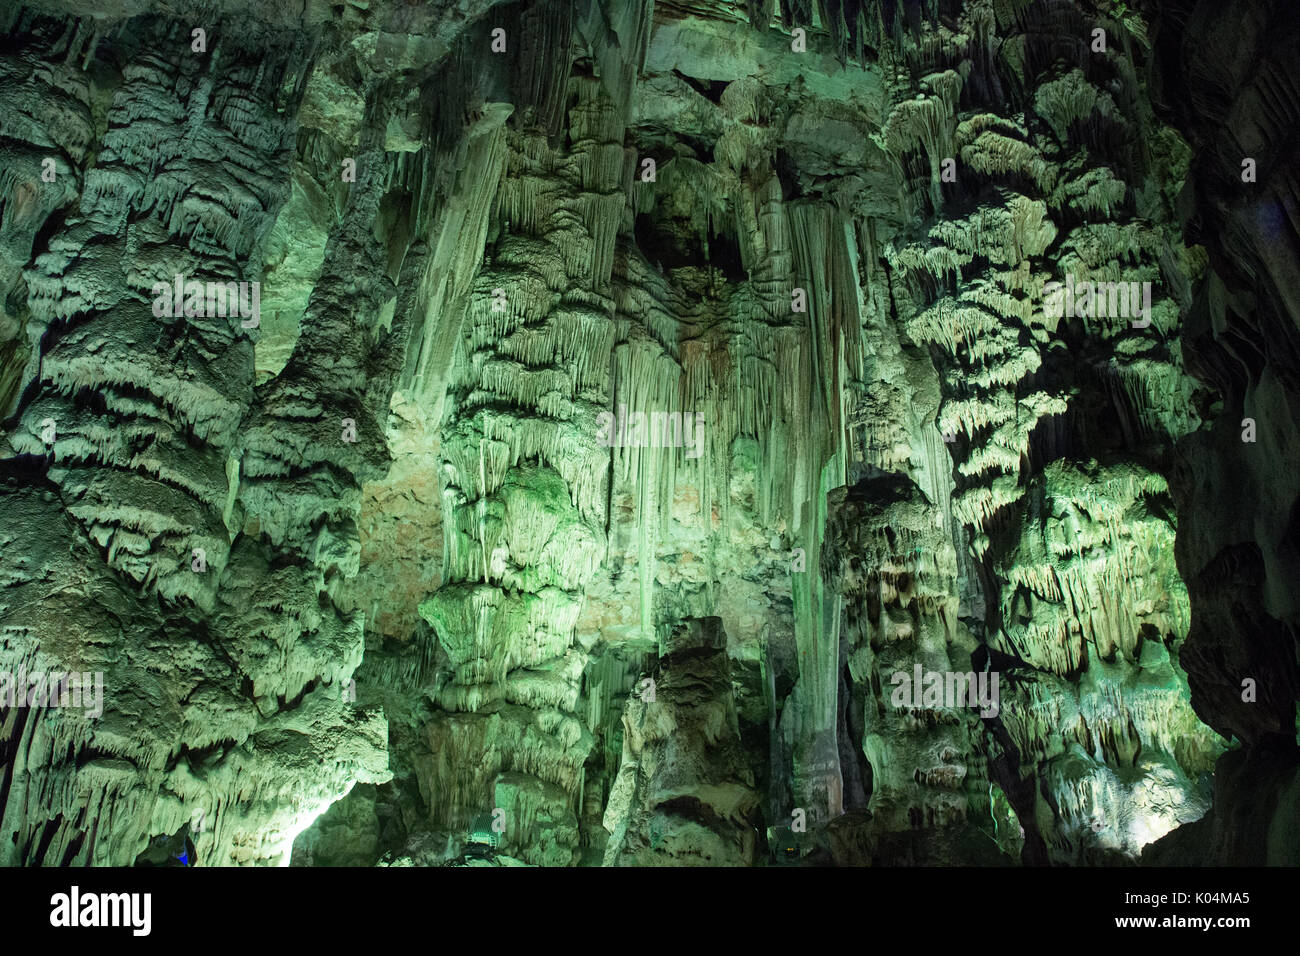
top-left (602, 617), bottom-right (761, 865)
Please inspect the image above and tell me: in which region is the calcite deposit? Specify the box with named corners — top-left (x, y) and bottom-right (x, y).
top-left (0, 0), bottom-right (1295, 867)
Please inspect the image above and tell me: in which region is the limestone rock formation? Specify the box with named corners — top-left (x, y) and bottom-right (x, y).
top-left (602, 617), bottom-right (761, 865)
top-left (0, 0), bottom-right (1294, 869)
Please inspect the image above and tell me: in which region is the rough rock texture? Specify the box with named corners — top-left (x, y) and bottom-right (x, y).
top-left (602, 617), bottom-right (761, 865)
top-left (1140, 0), bottom-right (1300, 866)
top-left (0, 10), bottom-right (393, 866)
top-left (0, 0), bottom-right (1294, 867)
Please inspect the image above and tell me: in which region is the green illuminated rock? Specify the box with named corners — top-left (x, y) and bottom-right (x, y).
top-left (0, 0), bottom-right (1294, 869)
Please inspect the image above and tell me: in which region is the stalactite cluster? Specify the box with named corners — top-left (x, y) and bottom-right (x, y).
top-left (0, 0), bottom-right (1295, 867)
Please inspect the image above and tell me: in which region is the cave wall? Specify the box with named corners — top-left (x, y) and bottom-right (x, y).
top-left (1142, 0), bottom-right (1300, 866)
top-left (0, 0), bottom-right (1291, 867)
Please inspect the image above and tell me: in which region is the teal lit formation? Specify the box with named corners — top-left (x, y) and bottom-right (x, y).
top-left (0, 0), bottom-right (1295, 869)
